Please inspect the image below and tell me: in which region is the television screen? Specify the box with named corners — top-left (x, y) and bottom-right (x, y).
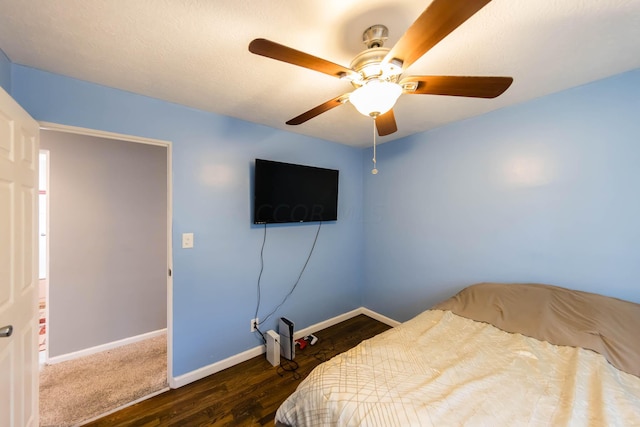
top-left (253, 159), bottom-right (339, 224)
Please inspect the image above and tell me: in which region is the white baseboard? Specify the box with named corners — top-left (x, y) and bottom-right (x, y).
top-left (47, 328), bottom-right (167, 365)
top-left (360, 307), bottom-right (401, 327)
top-left (293, 308), bottom-right (363, 340)
top-left (171, 344), bottom-right (265, 388)
top-left (171, 307), bottom-right (398, 388)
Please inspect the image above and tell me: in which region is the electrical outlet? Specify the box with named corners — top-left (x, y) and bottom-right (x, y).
top-left (182, 233), bottom-right (194, 249)
top-left (250, 318), bottom-right (259, 332)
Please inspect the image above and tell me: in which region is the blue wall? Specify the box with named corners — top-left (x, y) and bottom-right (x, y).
top-left (11, 65), bottom-right (364, 376)
top-left (0, 48), bottom-right (11, 93)
top-left (9, 56), bottom-right (640, 375)
top-left (363, 68), bottom-right (640, 321)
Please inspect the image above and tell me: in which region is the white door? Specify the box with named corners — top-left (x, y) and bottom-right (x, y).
top-left (38, 152), bottom-right (47, 280)
top-left (0, 87), bottom-right (40, 427)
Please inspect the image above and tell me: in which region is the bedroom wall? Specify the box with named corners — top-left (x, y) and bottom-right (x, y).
top-left (0, 48), bottom-right (10, 93)
top-left (362, 68), bottom-right (640, 322)
top-left (11, 65), bottom-right (365, 376)
top-left (40, 131), bottom-right (167, 357)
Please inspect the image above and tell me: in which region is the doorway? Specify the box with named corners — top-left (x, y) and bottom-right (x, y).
top-left (37, 121), bottom-right (173, 389)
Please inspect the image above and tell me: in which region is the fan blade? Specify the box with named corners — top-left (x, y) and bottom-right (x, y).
top-left (286, 95), bottom-right (347, 125)
top-left (249, 38), bottom-right (353, 79)
top-left (375, 110), bottom-right (398, 136)
top-left (384, 0), bottom-right (492, 70)
top-left (401, 76), bottom-right (513, 98)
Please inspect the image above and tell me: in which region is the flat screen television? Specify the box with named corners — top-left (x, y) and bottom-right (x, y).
top-left (253, 159), bottom-right (339, 224)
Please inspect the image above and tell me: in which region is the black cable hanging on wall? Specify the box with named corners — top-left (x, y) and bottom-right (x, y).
top-left (253, 222), bottom-right (323, 339)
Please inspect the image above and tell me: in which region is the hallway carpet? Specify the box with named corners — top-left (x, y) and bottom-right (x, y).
top-left (39, 333), bottom-right (167, 427)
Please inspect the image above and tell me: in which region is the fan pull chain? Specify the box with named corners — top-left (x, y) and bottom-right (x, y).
top-left (372, 118), bottom-right (378, 175)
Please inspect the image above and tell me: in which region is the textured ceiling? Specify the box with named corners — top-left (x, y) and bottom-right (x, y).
top-left (0, 0), bottom-right (639, 147)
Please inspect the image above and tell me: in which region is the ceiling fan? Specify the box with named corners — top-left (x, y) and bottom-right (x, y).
top-left (249, 0), bottom-right (513, 139)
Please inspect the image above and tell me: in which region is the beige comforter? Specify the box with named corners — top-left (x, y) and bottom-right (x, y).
top-left (275, 310), bottom-right (640, 426)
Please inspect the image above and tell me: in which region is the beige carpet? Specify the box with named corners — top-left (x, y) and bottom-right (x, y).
top-left (39, 333), bottom-right (168, 427)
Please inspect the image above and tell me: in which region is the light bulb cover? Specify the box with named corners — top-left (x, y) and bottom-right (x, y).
top-left (349, 80), bottom-right (402, 117)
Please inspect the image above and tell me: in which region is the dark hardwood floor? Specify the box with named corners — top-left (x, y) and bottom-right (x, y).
top-left (84, 314), bottom-right (392, 427)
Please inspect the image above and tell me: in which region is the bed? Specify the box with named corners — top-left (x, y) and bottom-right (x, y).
top-left (275, 283), bottom-right (640, 426)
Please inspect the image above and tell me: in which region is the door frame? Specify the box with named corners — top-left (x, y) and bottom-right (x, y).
top-left (38, 149), bottom-right (50, 363)
top-left (37, 122), bottom-right (174, 385)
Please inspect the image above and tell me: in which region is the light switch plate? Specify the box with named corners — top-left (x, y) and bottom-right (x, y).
top-left (182, 233), bottom-right (194, 249)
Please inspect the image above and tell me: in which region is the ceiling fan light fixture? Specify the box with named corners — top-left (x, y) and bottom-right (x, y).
top-left (349, 79), bottom-right (402, 117)
top-left (249, 1), bottom-right (513, 137)
top-left (350, 47), bottom-right (403, 82)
